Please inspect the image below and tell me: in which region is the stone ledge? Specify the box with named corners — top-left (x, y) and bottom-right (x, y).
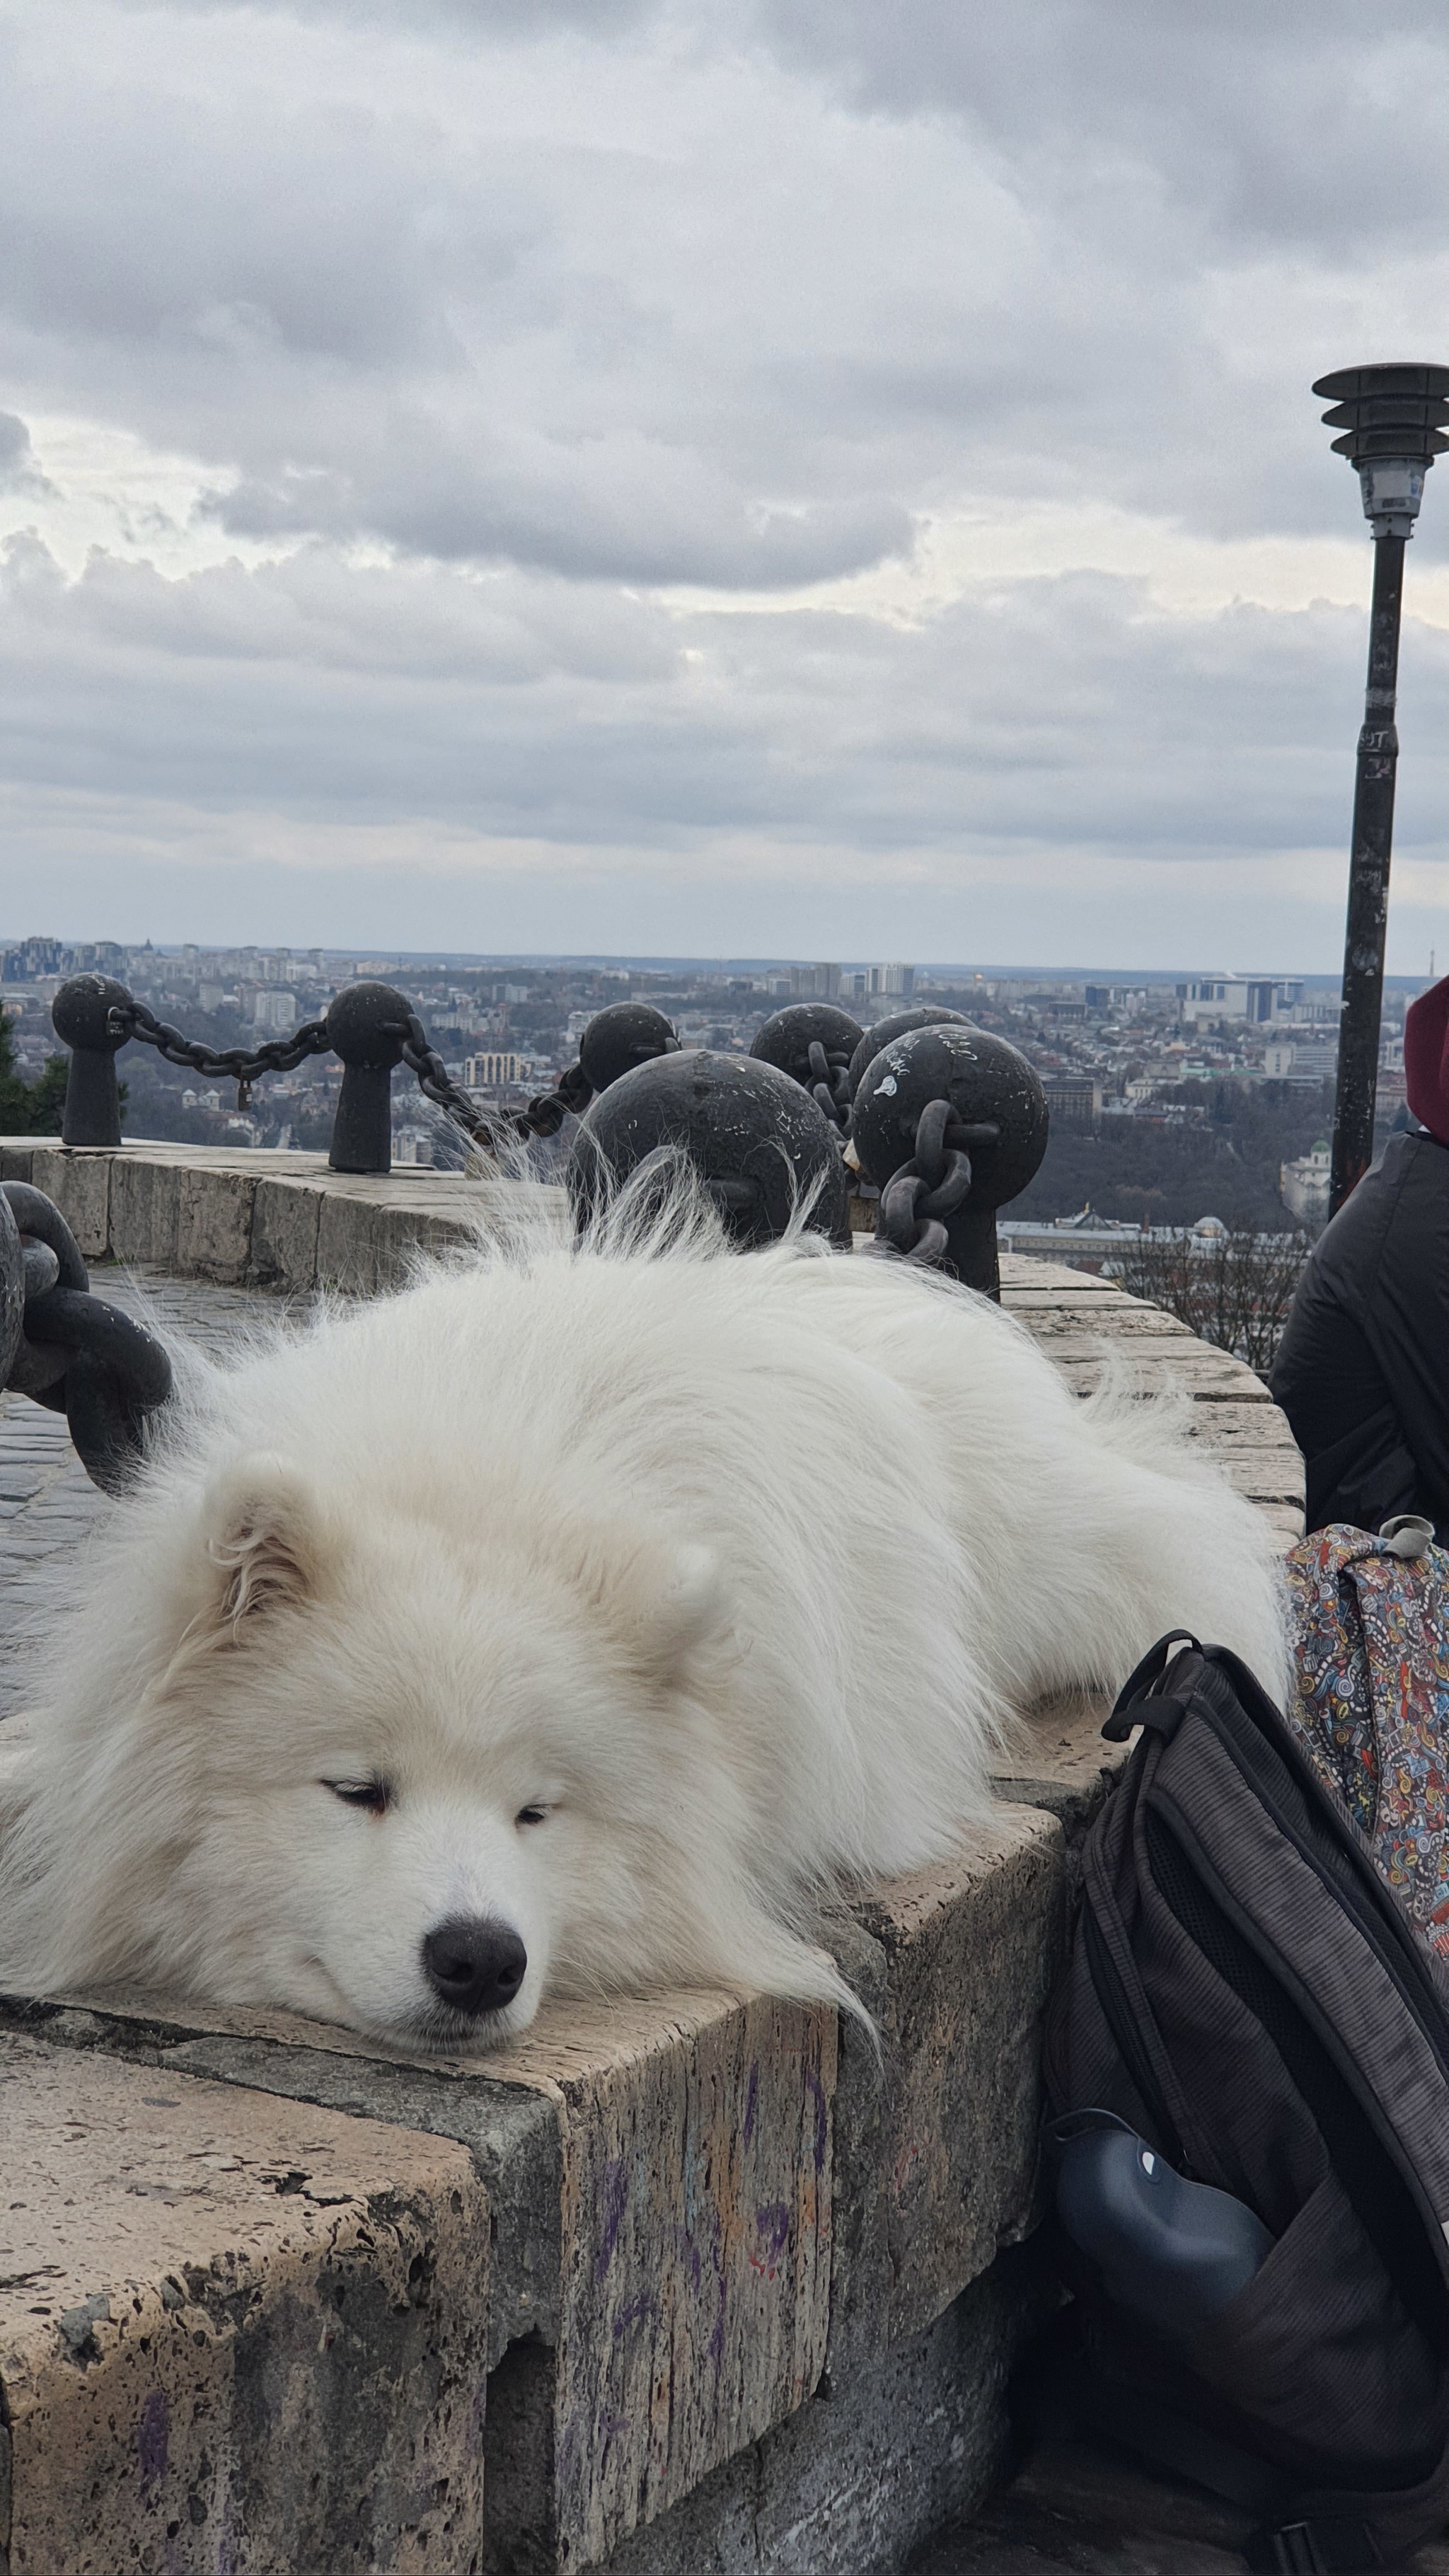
top-left (0, 2028), bottom-right (488, 2574)
top-left (0, 1139), bottom-right (545, 1296)
top-left (0, 1808), bottom-right (1062, 2572)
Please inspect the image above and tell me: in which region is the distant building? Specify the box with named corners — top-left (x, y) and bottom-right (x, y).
top-left (1264, 1039), bottom-right (1337, 1086)
top-left (252, 988), bottom-right (298, 1034)
top-left (790, 963), bottom-right (843, 1000)
top-left (394, 1128), bottom-right (434, 1167)
top-left (867, 964), bottom-right (914, 998)
top-left (1040, 1075), bottom-right (1103, 1130)
top-left (1178, 976), bottom-right (1304, 1027)
top-left (464, 1051), bottom-right (522, 1089)
top-left (1281, 1145), bottom-right (1332, 1225)
top-left (1, 937), bottom-right (64, 981)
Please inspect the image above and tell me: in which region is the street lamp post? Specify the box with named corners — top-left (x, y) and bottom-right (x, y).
top-left (1314, 362), bottom-right (1449, 1213)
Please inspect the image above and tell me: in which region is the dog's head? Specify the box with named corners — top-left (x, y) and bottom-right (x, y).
top-left (59, 1450), bottom-right (752, 2049)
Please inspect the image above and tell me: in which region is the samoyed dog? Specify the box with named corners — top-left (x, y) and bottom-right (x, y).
top-left (0, 1187), bottom-right (1286, 2050)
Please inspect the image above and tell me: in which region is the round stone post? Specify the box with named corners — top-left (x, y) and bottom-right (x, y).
top-left (567, 1049), bottom-right (850, 1247)
top-left (51, 976), bottom-right (132, 1148)
top-left (850, 1022), bottom-right (1048, 1297)
top-left (324, 983), bottom-right (412, 1174)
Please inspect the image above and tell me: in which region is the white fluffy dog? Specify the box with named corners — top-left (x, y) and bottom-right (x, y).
top-left (0, 1190), bottom-right (1286, 2049)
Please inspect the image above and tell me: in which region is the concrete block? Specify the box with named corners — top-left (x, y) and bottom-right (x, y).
top-left (25, 1150), bottom-right (110, 1263)
top-left (0, 2028), bottom-right (487, 2575)
top-left (830, 1808), bottom-right (1064, 2369)
top-left (316, 1189), bottom-right (384, 1295)
top-left (602, 2244), bottom-right (1045, 2576)
top-left (548, 1990), bottom-right (834, 2565)
top-left (250, 1177), bottom-right (322, 1292)
top-left (172, 1163), bottom-right (258, 1285)
top-left (0, 1143), bottom-right (36, 1184)
top-left (108, 1153), bottom-right (180, 1271)
top-left (3, 1980), bottom-right (836, 2572)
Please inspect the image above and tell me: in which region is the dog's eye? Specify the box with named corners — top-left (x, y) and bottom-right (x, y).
top-left (515, 1804), bottom-right (549, 1827)
top-left (325, 1779), bottom-right (391, 1815)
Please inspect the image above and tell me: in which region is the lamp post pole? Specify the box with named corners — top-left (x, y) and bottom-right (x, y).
top-left (1314, 363), bottom-right (1449, 1214)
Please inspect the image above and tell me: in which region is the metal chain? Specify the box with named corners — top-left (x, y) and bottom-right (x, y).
top-left (391, 1013), bottom-right (501, 1146)
top-left (108, 993), bottom-right (624, 1150)
top-left (391, 1015), bottom-right (596, 1149)
top-left (1, 1182), bottom-right (173, 1492)
top-left (869, 1099), bottom-right (999, 1264)
top-left (108, 998), bottom-right (331, 1109)
top-left (807, 1039), bottom-right (854, 1132)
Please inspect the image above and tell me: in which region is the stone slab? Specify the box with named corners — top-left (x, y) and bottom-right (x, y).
top-left (829, 1808), bottom-right (1063, 2370)
top-left (0, 2028), bottom-right (487, 2575)
top-left (23, 1149), bottom-right (110, 1262)
top-left (250, 1173), bottom-right (323, 1290)
top-left (0, 1980), bottom-right (838, 2572)
top-left (172, 1163), bottom-right (258, 1285)
top-left (0, 1140), bottom-right (559, 1298)
top-left (108, 1151), bottom-right (182, 1271)
top-left (602, 2246), bottom-right (1047, 2576)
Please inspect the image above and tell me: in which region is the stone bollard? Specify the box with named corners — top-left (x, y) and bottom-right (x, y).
top-left (567, 1047), bottom-right (852, 1247)
top-left (845, 1003), bottom-right (971, 1094)
top-left (577, 1002), bottom-right (680, 1095)
top-left (325, 981), bottom-right (412, 1175)
top-left (52, 975), bottom-right (132, 1148)
top-left (851, 1021), bottom-right (1049, 1297)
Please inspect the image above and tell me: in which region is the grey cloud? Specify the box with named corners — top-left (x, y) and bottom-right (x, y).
top-left (0, 412), bottom-right (56, 498)
top-left (6, 0), bottom-right (1445, 591)
top-left (3, 0), bottom-right (1449, 963)
top-left (0, 533), bottom-right (1420, 865)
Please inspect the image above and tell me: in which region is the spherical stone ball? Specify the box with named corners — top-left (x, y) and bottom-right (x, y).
top-left (751, 1004), bottom-right (865, 1091)
top-left (851, 1022), bottom-right (1048, 1210)
top-left (50, 975), bottom-right (133, 1054)
top-left (845, 1005), bottom-right (972, 1096)
top-left (324, 982), bottom-right (414, 1070)
top-left (577, 1003), bottom-right (679, 1094)
top-left (568, 1048), bottom-right (851, 1247)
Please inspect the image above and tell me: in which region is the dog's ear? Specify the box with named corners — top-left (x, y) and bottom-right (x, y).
top-left (563, 1519), bottom-right (725, 1691)
top-left (200, 1454), bottom-right (328, 1635)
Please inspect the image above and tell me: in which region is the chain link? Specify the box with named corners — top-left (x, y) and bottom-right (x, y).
top-left (391, 1014), bottom-right (596, 1149)
top-left (2, 1182), bottom-right (173, 1492)
top-left (869, 1099), bottom-right (1000, 1264)
top-left (108, 998), bottom-right (332, 1109)
top-left (807, 1039), bottom-right (853, 1133)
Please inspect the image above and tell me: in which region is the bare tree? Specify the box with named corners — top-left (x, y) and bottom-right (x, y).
top-left (1116, 1228), bottom-right (1311, 1376)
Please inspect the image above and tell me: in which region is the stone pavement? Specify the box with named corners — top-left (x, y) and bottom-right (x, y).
top-left (0, 1270), bottom-right (289, 1722)
top-left (918, 2437), bottom-right (1449, 2573)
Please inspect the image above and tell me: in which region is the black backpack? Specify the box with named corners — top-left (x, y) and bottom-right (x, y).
top-left (1040, 1632), bottom-right (1449, 2573)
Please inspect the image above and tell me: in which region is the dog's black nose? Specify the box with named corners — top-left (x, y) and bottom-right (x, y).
top-left (421, 1916), bottom-right (527, 2017)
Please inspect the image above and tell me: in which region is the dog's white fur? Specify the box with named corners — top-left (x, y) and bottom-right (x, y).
top-left (0, 1185), bottom-right (1286, 2048)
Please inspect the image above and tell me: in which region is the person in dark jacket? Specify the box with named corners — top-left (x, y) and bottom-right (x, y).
top-left (1271, 976), bottom-right (1449, 1538)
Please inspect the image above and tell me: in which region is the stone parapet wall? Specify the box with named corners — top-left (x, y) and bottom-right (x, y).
top-left (0, 1138), bottom-right (548, 1298)
top-left (0, 1144), bottom-right (1306, 2572)
top-left (0, 1806), bottom-right (1063, 2574)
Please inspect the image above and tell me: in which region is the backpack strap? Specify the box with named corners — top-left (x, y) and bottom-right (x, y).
top-left (1102, 1630), bottom-right (1202, 1742)
top-left (1246, 2523), bottom-right (1387, 2573)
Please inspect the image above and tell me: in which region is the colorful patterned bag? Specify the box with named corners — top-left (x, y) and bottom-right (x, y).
top-left (1282, 1517), bottom-right (1449, 1975)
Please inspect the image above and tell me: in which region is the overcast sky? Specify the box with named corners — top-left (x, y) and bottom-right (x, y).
top-left (4, 0), bottom-right (1449, 969)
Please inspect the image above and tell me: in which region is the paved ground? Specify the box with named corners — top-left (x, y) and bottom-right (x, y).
top-left (0, 1269), bottom-right (286, 1722)
top-left (918, 2437), bottom-right (1449, 2574)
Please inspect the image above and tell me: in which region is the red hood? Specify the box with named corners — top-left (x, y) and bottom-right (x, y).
top-left (1404, 975), bottom-right (1449, 1143)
